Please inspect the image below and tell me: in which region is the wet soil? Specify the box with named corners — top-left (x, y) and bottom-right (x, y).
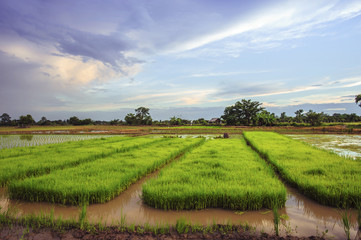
top-left (1, 169), bottom-right (360, 239)
top-left (0, 224), bottom-right (328, 240)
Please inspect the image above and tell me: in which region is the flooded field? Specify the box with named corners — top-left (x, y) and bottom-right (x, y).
top-left (287, 134), bottom-right (361, 160)
top-left (0, 135), bottom-right (112, 149)
top-left (0, 133), bottom-right (360, 239)
top-left (0, 169), bottom-right (359, 239)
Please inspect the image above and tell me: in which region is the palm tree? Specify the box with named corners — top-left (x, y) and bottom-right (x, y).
top-left (356, 94), bottom-right (361, 107)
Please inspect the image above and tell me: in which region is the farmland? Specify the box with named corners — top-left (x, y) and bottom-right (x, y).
top-left (142, 138), bottom-right (286, 210)
top-left (0, 136), bottom-right (155, 186)
top-left (0, 131), bottom-right (360, 239)
top-left (8, 137), bottom-right (204, 205)
top-left (243, 131), bottom-right (361, 208)
top-left (0, 134), bottom-right (111, 149)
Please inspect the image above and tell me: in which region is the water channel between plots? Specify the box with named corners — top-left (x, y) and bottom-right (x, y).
top-left (0, 134), bottom-right (360, 239)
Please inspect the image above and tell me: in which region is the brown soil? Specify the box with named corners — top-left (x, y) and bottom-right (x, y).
top-left (0, 225), bottom-right (325, 240)
top-left (0, 125), bottom-right (360, 135)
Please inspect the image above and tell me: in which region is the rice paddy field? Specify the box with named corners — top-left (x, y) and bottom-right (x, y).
top-left (142, 138), bottom-right (286, 210)
top-left (0, 136), bottom-right (157, 187)
top-left (8, 137), bottom-right (204, 205)
top-left (287, 134), bottom-right (361, 160)
top-left (243, 131), bottom-right (361, 208)
top-left (0, 132), bottom-right (360, 239)
top-left (0, 134), bottom-right (112, 149)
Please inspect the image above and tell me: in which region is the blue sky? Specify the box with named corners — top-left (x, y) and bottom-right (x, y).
top-left (0, 0), bottom-right (361, 120)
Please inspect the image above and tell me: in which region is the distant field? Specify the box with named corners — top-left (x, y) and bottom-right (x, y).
top-left (1, 123), bottom-right (361, 135)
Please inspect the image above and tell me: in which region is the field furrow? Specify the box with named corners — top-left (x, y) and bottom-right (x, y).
top-left (243, 131), bottom-right (361, 208)
top-left (0, 137), bottom-right (157, 186)
top-left (142, 138), bottom-right (287, 210)
top-left (8, 137), bottom-right (205, 205)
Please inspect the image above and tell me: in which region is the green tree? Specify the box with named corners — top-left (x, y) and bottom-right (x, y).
top-left (305, 110), bottom-right (323, 126)
top-left (135, 107), bottom-right (152, 125)
top-left (38, 116), bottom-right (50, 125)
top-left (256, 110), bottom-right (276, 126)
top-left (0, 113), bottom-right (11, 126)
top-left (124, 107), bottom-right (152, 125)
top-left (222, 99), bottom-right (264, 126)
top-left (356, 94), bottom-right (361, 107)
top-left (124, 113), bottom-right (137, 125)
top-left (68, 116), bottom-right (81, 125)
top-left (169, 116), bottom-right (182, 125)
top-left (19, 114), bottom-right (35, 127)
top-left (294, 109), bottom-right (304, 123)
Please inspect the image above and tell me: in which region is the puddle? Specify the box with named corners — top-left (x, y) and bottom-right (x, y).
top-left (287, 134), bottom-right (361, 160)
top-left (0, 170), bottom-right (359, 239)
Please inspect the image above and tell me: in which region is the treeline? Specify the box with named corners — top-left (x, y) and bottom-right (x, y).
top-left (1, 99), bottom-right (360, 127)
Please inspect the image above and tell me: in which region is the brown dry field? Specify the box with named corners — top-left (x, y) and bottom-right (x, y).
top-left (0, 124), bottom-right (360, 135)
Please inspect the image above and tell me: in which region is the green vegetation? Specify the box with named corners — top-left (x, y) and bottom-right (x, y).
top-left (8, 138), bottom-right (204, 205)
top-left (142, 138), bottom-right (286, 210)
top-left (0, 136), bottom-right (155, 186)
top-left (243, 131), bottom-right (361, 208)
top-left (0, 134), bottom-right (111, 150)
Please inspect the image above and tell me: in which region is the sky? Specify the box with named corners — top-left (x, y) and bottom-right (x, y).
top-left (1, 0), bottom-right (361, 121)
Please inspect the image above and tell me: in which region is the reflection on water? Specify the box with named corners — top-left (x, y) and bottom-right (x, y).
top-left (288, 134), bottom-right (361, 160)
top-left (0, 170), bottom-right (359, 239)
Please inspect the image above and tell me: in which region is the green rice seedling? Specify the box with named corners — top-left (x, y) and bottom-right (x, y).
top-left (272, 204), bottom-right (280, 236)
top-left (143, 138), bottom-right (286, 210)
top-left (78, 204), bottom-right (87, 230)
top-left (243, 131), bottom-right (361, 208)
top-left (0, 136), bottom-right (157, 186)
top-left (0, 135), bottom-right (111, 150)
top-left (9, 138), bottom-right (204, 205)
top-left (175, 218), bottom-right (189, 234)
top-left (340, 209), bottom-right (352, 240)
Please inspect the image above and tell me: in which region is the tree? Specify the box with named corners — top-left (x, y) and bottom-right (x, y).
top-left (305, 110), bottom-right (323, 126)
top-left (356, 94), bottom-right (361, 107)
top-left (38, 116), bottom-right (50, 125)
top-left (279, 112), bottom-right (292, 123)
top-left (169, 116), bottom-right (182, 125)
top-left (110, 119), bottom-right (120, 125)
top-left (19, 114), bottom-right (35, 127)
top-left (124, 107), bottom-right (152, 125)
top-left (68, 116), bottom-right (81, 125)
top-left (0, 113), bottom-right (11, 126)
top-left (135, 107), bottom-right (152, 125)
top-left (222, 99), bottom-right (264, 126)
top-left (256, 110), bottom-right (276, 126)
top-left (294, 109), bottom-right (304, 123)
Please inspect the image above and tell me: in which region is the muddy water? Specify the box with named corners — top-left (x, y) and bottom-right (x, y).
top-left (0, 171), bottom-right (359, 240)
top-left (288, 134), bottom-right (361, 160)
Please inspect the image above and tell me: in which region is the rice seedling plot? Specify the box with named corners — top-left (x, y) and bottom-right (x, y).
top-left (0, 135), bottom-right (112, 150)
top-left (0, 137), bottom-right (156, 186)
top-left (243, 131), bottom-right (361, 208)
top-left (9, 138), bottom-right (204, 205)
top-left (142, 138), bottom-right (287, 210)
top-left (0, 135), bottom-right (124, 160)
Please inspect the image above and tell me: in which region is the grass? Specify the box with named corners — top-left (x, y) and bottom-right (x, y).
top-left (243, 131), bottom-right (361, 208)
top-left (142, 138), bottom-right (286, 210)
top-left (0, 206), bottom-right (260, 238)
top-left (0, 136), bottom-right (156, 186)
top-left (272, 204), bottom-right (280, 236)
top-left (8, 138), bottom-right (204, 205)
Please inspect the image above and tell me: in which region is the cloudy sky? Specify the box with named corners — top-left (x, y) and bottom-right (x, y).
top-left (1, 0), bottom-right (361, 121)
